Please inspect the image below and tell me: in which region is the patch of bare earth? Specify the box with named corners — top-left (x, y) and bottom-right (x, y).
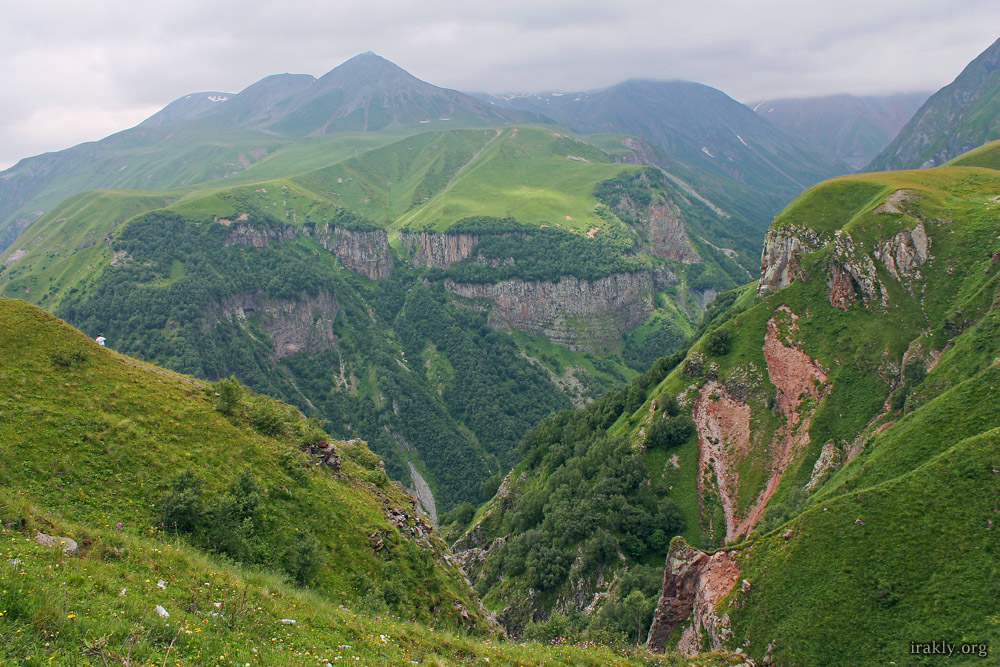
top-left (692, 305), bottom-right (829, 542)
top-left (739, 306), bottom-right (827, 534)
top-left (693, 381), bottom-right (752, 543)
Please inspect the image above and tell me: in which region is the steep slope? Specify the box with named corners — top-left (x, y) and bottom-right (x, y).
top-left (455, 143), bottom-right (1000, 663)
top-left (0, 126), bottom-right (755, 515)
top-left (868, 37), bottom-right (1000, 170)
top-left (0, 298), bottom-right (707, 666)
top-left (751, 92), bottom-right (928, 169)
top-left (0, 53), bottom-right (533, 254)
top-left (482, 80), bottom-right (852, 204)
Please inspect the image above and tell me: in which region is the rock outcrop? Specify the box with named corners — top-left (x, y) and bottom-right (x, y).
top-left (874, 220), bottom-right (930, 283)
top-left (223, 220), bottom-right (394, 280)
top-left (203, 289), bottom-right (338, 360)
top-left (647, 537), bottom-right (739, 655)
top-left (445, 267), bottom-right (676, 350)
top-left (309, 224), bottom-right (394, 280)
top-left (757, 226), bottom-right (823, 297)
top-left (400, 231), bottom-right (483, 268)
top-left (224, 221), bottom-right (298, 248)
top-left (610, 187), bottom-right (701, 263)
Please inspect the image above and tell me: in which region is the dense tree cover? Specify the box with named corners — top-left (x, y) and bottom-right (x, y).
top-left (395, 283), bottom-right (571, 469)
top-left (465, 350), bottom-right (688, 643)
top-left (428, 217), bottom-right (647, 284)
top-left (56, 209), bottom-right (578, 511)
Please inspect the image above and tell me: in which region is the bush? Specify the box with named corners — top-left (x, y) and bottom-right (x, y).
top-left (705, 328), bottom-right (732, 356)
top-left (159, 471), bottom-right (205, 533)
top-left (645, 416), bottom-right (695, 449)
top-left (213, 376), bottom-right (244, 415)
top-left (249, 399), bottom-right (285, 436)
top-left (285, 532), bottom-right (323, 585)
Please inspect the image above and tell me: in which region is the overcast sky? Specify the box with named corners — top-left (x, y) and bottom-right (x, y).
top-left (1, 0), bottom-right (998, 170)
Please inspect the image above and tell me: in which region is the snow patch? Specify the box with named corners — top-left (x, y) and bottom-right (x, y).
top-left (701, 147), bottom-right (715, 158)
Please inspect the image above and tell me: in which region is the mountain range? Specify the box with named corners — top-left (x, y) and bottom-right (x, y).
top-left (868, 36), bottom-right (1000, 170)
top-left (3, 37), bottom-right (1000, 667)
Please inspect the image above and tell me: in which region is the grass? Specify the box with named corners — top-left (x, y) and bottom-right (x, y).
top-left (0, 298), bottom-right (711, 666)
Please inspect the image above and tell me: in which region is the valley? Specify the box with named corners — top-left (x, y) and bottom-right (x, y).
top-left (2, 37), bottom-right (1000, 667)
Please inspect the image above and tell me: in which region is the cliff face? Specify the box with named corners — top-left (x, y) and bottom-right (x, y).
top-left (224, 221), bottom-right (394, 280)
top-left (758, 195), bottom-right (931, 307)
top-left (400, 231), bottom-right (482, 268)
top-left (203, 289), bottom-right (338, 360)
top-left (309, 224), bottom-right (394, 280)
top-left (446, 267), bottom-right (676, 350)
top-left (756, 225), bottom-right (823, 297)
top-left (611, 190), bottom-right (701, 263)
top-left (646, 537), bottom-right (740, 656)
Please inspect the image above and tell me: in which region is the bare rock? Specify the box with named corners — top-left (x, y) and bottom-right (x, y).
top-left (35, 532), bottom-right (79, 556)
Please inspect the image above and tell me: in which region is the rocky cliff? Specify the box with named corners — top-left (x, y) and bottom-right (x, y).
top-left (758, 191), bottom-right (932, 308)
top-left (400, 231), bottom-right (481, 268)
top-left (224, 220), bottom-right (394, 280)
top-left (646, 537), bottom-right (740, 656)
top-left (446, 267), bottom-right (676, 350)
top-left (202, 289), bottom-right (338, 360)
top-left (309, 223), bottom-right (394, 279)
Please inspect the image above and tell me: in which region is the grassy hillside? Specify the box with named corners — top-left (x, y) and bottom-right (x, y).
top-left (455, 144), bottom-right (1000, 663)
top-left (0, 298), bottom-right (721, 666)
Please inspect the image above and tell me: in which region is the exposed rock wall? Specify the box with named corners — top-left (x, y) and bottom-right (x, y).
top-left (310, 224), bottom-right (394, 280)
top-left (400, 231), bottom-right (482, 268)
top-left (647, 537), bottom-right (739, 655)
top-left (756, 225), bottom-right (823, 296)
top-left (759, 214), bottom-right (931, 307)
top-left (224, 221), bottom-right (298, 248)
top-left (203, 289), bottom-right (338, 360)
top-left (612, 190), bottom-right (701, 263)
top-left (445, 267), bottom-right (676, 350)
top-left (223, 220), bottom-right (394, 280)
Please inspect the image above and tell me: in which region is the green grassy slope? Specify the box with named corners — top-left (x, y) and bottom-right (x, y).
top-left (458, 145), bottom-right (1000, 662)
top-left (0, 298), bottom-right (710, 666)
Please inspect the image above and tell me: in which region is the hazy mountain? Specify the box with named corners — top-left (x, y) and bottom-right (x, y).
top-left (477, 80), bottom-right (852, 204)
top-left (0, 53), bottom-right (534, 252)
top-left (867, 37), bottom-right (1000, 171)
top-left (750, 92), bottom-right (929, 169)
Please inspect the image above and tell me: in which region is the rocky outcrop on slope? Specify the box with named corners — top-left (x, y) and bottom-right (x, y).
top-left (203, 289), bottom-right (338, 360)
top-left (757, 226), bottom-right (824, 297)
top-left (400, 231), bottom-right (480, 267)
top-left (874, 220), bottom-right (930, 283)
top-left (610, 188), bottom-right (701, 263)
top-left (224, 221), bottom-right (298, 248)
top-left (309, 224), bottom-right (394, 279)
top-left (647, 537), bottom-right (739, 655)
top-left (223, 220), bottom-right (394, 279)
top-left (445, 267), bottom-right (676, 350)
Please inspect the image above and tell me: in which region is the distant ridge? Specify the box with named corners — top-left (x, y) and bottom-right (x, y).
top-left (750, 92), bottom-right (928, 170)
top-left (867, 37), bottom-right (1000, 171)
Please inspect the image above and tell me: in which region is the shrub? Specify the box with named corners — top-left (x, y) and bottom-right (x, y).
top-left (213, 376), bottom-right (244, 415)
top-left (285, 532), bottom-right (323, 585)
top-left (159, 471), bottom-right (205, 533)
top-left (705, 328), bottom-right (732, 356)
top-left (645, 416), bottom-right (695, 449)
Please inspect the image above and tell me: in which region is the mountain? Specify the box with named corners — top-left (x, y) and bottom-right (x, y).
top-left (0, 53), bottom-right (535, 253)
top-left (4, 126), bottom-right (757, 516)
top-left (478, 80), bottom-right (852, 204)
top-left (0, 298), bottom-right (712, 666)
top-left (867, 37), bottom-right (1000, 171)
top-left (453, 142), bottom-right (1000, 662)
top-left (750, 92), bottom-right (928, 169)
